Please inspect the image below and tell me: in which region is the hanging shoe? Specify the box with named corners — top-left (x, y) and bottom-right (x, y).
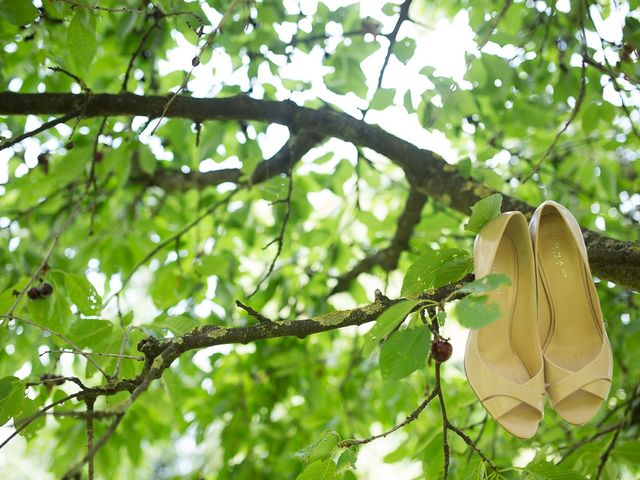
top-left (529, 200), bottom-right (612, 425)
top-left (465, 211), bottom-right (545, 439)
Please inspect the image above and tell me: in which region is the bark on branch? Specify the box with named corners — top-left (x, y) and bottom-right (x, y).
top-left (1, 92), bottom-right (638, 289)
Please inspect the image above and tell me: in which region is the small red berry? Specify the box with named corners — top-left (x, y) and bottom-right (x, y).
top-left (431, 339), bottom-right (453, 363)
top-left (39, 283), bottom-right (53, 297)
top-left (27, 287), bottom-right (42, 300)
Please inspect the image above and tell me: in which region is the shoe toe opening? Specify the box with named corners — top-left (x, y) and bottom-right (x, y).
top-left (554, 391), bottom-right (603, 425)
top-left (496, 404), bottom-right (540, 439)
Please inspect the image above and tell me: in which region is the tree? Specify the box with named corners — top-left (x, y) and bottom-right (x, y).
top-left (0, 0), bottom-right (638, 478)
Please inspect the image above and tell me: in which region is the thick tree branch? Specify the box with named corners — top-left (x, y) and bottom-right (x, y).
top-left (250, 127), bottom-right (324, 184)
top-left (0, 92), bottom-right (638, 289)
top-left (72, 281), bottom-right (468, 406)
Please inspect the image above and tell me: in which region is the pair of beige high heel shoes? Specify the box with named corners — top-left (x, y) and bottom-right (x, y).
top-left (464, 200), bottom-right (613, 439)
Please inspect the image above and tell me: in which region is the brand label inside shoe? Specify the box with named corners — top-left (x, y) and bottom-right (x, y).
top-left (552, 237), bottom-right (569, 278)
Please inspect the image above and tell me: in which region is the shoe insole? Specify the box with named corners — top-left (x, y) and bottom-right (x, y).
top-left (538, 213), bottom-right (601, 371)
top-left (477, 234), bottom-right (530, 383)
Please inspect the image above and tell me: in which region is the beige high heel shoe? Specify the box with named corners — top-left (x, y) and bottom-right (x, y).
top-left (529, 200), bottom-right (612, 425)
top-left (465, 211), bottom-right (545, 439)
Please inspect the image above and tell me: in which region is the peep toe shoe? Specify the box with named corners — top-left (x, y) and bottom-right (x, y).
top-left (529, 201), bottom-right (612, 425)
top-left (465, 211), bottom-right (545, 439)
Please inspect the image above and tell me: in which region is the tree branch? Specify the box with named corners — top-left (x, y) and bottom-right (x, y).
top-left (62, 413), bottom-right (125, 480)
top-left (0, 92), bottom-right (638, 289)
top-left (338, 385), bottom-right (438, 447)
top-left (250, 127), bottom-right (324, 184)
top-left (362, 0), bottom-right (413, 118)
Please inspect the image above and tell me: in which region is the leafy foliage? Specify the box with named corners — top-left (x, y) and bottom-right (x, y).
top-left (379, 327), bottom-right (430, 379)
top-left (0, 0), bottom-right (638, 479)
top-left (464, 193), bottom-right (503, 233)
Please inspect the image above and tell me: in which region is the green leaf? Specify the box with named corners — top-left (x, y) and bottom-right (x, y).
top-left (151, 268), bottom-right (191, 310)
top-left (63, 273), bottom-right (101, 315)
top-left (138, 149), bottom-right (157, 175)
top-left (464, 194), bottom-right (502, 233)
top-left (68, 9), bottom-right (97, 67)
top-left (68, 319), bottom-right (114, 348)
top-left (401, 248), bottom-right (472, 297)
top-left (458, 158), bottom-right (472, 178)
top-left (154, 315), bottom-right (201, 336)
top-left (336, 448), bottom-right (358, 472)
top-left (393, 38), bottom-right (416, 63)
top-left (403, 89), bottom-right (414, 112)
top-left (296, 459), bottom-right (337, 480)
top-left (581, 102), bottom-right (600, 132)
top-left (0, 0), bottom-right (38, 26)
top-left (382, 3), bottom-right (398, 16)
top-left (459, 273), bottom-right (511, 293)
top-left (458, 459), bottom-right (486, 480)
top-left (14, 401), bottom-right (46, 438)
top-left (295, 431), bottom-right (340, 464)
top-left (0, 376), bottom-right (25, 426)
top-left (362, 300), bottom-right (420, 357)
top-left (379, 328), bottom-right (430, 379)
top-left (454, 295), bottom-right (501, 329)
top-left (524, 461), bottom-right (588, 480)
top-left (613, 440), bottom-right (640, 465)
top-left (623, 16), bottom-right (640, 45)
top-left (369, 88), bottom-right (395, 111)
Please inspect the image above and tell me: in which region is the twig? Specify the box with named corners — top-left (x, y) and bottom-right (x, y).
top-left (558, 422), bottom-right (624, 462)
top-left (248, 171), bottom-right (293, 297)
top-left (55, 0), bottom-right (150, 14)
top-left (448, 424), bottom-right (497, 470)
top-left (2, 314), bottom-right (110, 380)
top-left (86, 398), bottom-right (95, 480)
top-left (435, 363), bottom-right (451, 479)
top-left (4, 193), bottom-right (87, 318)
top-left (47, 410), bottom-right (117, 419)
top-left (86, 116), bottom-right (107, 194)
top-left (0, 112), bottom-right (77, 151)
top-left (235, 300), bottom-right (274, 326)
top-left (594, 382), bottom-right (640, 479)
top-left (362, 0), bottom-right (413, 119)
top-left (520, 0), bottom-right (588, 183)
top-left (48, 66), bottom-right (90, 91)
top-left (149, 0), bottom-right (242, 135)
top-left (62, 413), bottom-right (124, 479)
top-left (0, 392), bottom-right (82, 451)
top-left (2, 181), bottom-right (80, 222)
top-left (26, 375), bottom-right (87, 390)
top-left (584, 8), bottom-right (640, 142)
top-left (121, 16), bottom-right (165, 91)
top-left (595, 424), bottom-right (623, 479)
top-left (113, 327), bottom-right (137, 379)
top-left (103, 188), bottom-right (238, 308)
top-left (338, 387), bottom-right (439, 447)
top-left (40, 349), bottom-right (143, 361)
top-left (466, 415), bottom-right (489, 462)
